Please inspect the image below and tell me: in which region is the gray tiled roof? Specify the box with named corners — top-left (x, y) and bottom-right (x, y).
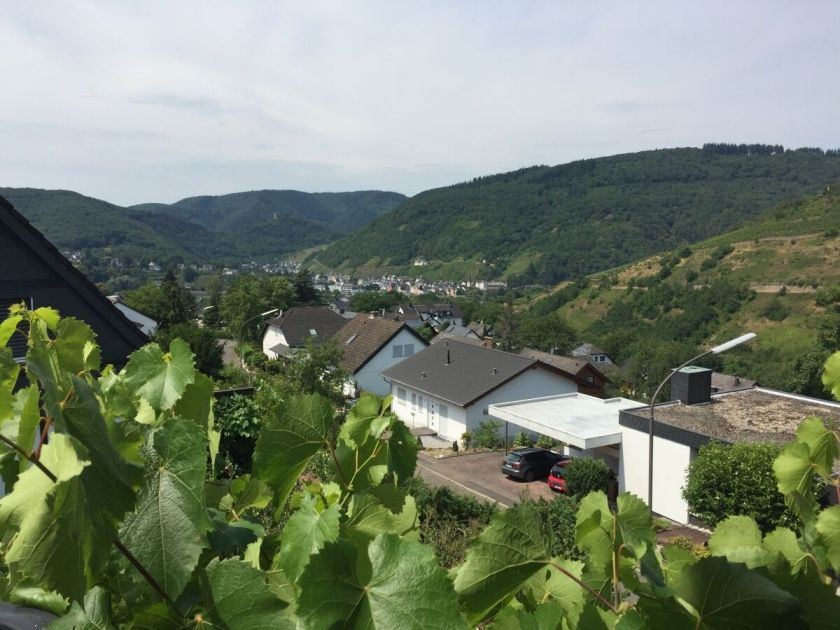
top-left (381, 337), bottom-right (539, 407)
top-left (265, 306), bottom-right (346, 348)
top-left (333, 315), bottom-right (426, 374)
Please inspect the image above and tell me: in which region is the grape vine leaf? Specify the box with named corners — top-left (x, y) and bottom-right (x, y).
top-left (0, 434), bottom-right (95, 601)
top-left (707, 516), bottom-right (769, 569)
top-left (0, 348), bottom-right (20, 423)
top-left (296, 534), bottom-right (466, 629)
top-left (253, 393), bottom-right (334, 510)
top-left (202, 557), bottom-right (292, 630)
top-left (339, 393), bottom-right (386, 449)
top-left (13, 384), bottom-right (41, 466)
top-left (453, 504), bottom-right (551, 625)
top-left (523, 558), bottom-right (586, 625)
top-left (275, 491), bottom-right (341, 583)
top-left (120, 339), bottom-right (196, 411)
top-left (334, 432), bottom-right (388, 491)
top-left (119, 418), bottom-right (211, 600)
top-left (344, 486), bottom-right (419, 544)
top-left (794, 416), bottom-right (839, 478)
top-left (0, 313), bottom-right (23, 347)
top-left (492, 601), bottom-right (566, 630)
top-left (761, 527), bottom-right (809, 574)
top-left (773, 441), bottom-right (817, 510)
top-left (49, 585), bottom-right (114, 630)
top-left (821, 350), bottom-right (840, 400)
top-left (384, 419), bottom-right (419, 482)
top-left (6, 585), bottom-right (68, 616)
top-left (670, 556), bottom-right (800, 628)
top-left (174, 372), bottom-right (214, 431)
top-left (814, 505), bottom-right (840, 572)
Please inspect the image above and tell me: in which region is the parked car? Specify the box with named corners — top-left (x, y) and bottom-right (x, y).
top-left (547, 459), bottom-right (571, 492)
top-left (501, 447), bottom-right (566, 481)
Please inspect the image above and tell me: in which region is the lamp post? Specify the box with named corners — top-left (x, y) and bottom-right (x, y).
top-left (237, 308), bottom-right (279, 367)
top-left (647, 332), bottom-right (755, 510)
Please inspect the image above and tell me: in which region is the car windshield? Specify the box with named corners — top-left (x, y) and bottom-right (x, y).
top-left (550, 465), bottom-right (566, 477)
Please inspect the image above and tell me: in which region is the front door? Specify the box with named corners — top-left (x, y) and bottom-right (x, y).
top-left (428, 400), bottom-right (438, 432)
top-left (418, 395), bottom-right (427, 427)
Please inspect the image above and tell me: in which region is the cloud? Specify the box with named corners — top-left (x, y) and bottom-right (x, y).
top-left (0, 1), bottom-right (838, 205)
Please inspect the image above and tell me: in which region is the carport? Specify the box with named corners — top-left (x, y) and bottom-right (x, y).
top-left (488, 393), bottom-right (642, 473)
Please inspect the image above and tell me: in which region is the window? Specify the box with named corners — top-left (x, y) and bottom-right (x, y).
top-left (439, 404), bottom-right (448, 419)
top-left (392, 344), bottom-right (414, 358)
top-left (411, 393), bottom-right (417, 412)
top-left (403, 343), bottom-right (415, 356)
top-left (393, 345), bottom-right (404, 358)
top-left (397, 388), bottom-right (406, 403)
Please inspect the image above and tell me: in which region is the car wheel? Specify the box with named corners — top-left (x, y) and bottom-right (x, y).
top-left (524, 470), bottom-right (535, 482)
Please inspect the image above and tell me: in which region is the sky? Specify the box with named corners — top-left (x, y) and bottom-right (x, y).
top-left (1, 1), bottom-right (839, 206)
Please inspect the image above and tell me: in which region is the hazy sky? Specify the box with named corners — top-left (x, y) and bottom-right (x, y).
top-left (2, 1), bottom-right (838, 205)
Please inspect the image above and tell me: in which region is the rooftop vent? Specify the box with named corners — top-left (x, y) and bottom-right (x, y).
top-left (671, 366), bottom-right (712, 405)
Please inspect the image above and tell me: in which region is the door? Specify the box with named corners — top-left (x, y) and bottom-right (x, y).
top-left (428, 400), bottom-right (438, 432)
top-left (418, 395), bottom-right (427, 428)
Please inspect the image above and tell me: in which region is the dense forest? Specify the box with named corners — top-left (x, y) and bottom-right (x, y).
top-left (0, 187), bottom-right (406, 268)
top-left (315, 146), bottom-right (840, 284)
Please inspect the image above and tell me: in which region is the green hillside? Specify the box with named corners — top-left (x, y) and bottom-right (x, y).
top-left (535, 192), bottom-right (840, 392)
top-left (315, 145), bottom-right (840, 284)
top-left (1, 187), bottom-right (406, 268)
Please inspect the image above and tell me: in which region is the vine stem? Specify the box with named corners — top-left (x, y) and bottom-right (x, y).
top-left (548, 560), bottom-right (619, 614)
top-left (0, 433), bottom-right (183, 618)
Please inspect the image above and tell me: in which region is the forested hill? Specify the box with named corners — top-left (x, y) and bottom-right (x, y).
top-left (314, 145), bottom-right (840, 284)
top-left (0, 187), bottom-right (405, 266)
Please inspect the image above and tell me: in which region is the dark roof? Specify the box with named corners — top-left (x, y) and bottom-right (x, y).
top-left (333, 315), bottom-right (427, 374)
top-left (381, 337), bottom-right (566, 407)
top-left (264, 306), bottom-right (346, 348)
top-left (572, 342), bottom-right (610, 357)
top-left (519, 348), bottom-right (611, 386)
top-left (0, 194), bottom-right (148, 363)
top-left (620, 387), bottom-right (840, 447)
top-left (430, 332), bottom-right (486, 347)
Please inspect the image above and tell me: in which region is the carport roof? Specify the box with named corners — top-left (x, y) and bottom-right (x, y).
top-left (489, 393), bottom-right (642, 450)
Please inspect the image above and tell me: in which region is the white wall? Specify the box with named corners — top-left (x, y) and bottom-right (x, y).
top-left (620, 425), bottom-right (693, 523)
top-left (355, 329), bottom-right (422, 396)
top-left (262, 325), bottom-right (287, 359)
top-left (390, 382), bottom-right (468, 440)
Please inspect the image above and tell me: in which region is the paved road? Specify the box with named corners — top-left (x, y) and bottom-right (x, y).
top-left (416, 450), bottom-right (556, 507)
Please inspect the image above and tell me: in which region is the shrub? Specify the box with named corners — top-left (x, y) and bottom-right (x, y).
top-left (513, 431), bottom-right (532, 448)
top-left (522, 494), bottom-right (583, 560)
top-left (460, 432), bottom-right (473, 450)
top-left (535, 435), bottom-right (555, 449)
top-left (156, 322), bottom-right (223, 377)
top-left (685, 269), bottom-right (699, 283)
top-left (564, 457), bottom-right (610, 497)
top-left (473, 420), bottom-right (503, 449)
top-left (682, 441), bottom-right (821, 532)
top-left (665, 535), bottom-right (709, 560)
top-left (761, 298), bottom-right (790, 322)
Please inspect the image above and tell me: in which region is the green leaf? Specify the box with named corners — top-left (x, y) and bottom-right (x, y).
top-left (773, 441), bottom-right (817, 513)
top-left (275, 492), bottom-right (340, 583)
top-left (0, 348), bottom-right (21, 423)
top-left (574, 492), bottom-right (614, 577)
top-left (207, 508), bottom-right (264, 557)
top-left (795, 416), bottom-right (839, 478)
top-left (63, 376), bottom-right (142, 526)
top-left (296, 534), bottom-right (465, 629)
top-left (815, 505), bottom-right (840, 573)
top-left (119, 418), bottom-right (211, 600)
top-left (761, 527), bottom-right (809, 574)
top-left (614, 493), bottom-right (656, 561)
top-left (384, 419), bottom-right (419, 482)
top-left (253, 394), bottom-right (334, 510)
top-left (174, 372), bottom-right (214, 431)
top-left (202, 558), bottom-right (292, 630)
top-left (492, 601), bottom-right (566, 630)
top-left (225, 473), bottom-right (272, 514)
top-left (53, 318), bottom-right (100, 375)
top-left (766, 563), bottom-right (840, 629)
top-left (344, 486), bottom-right (419, 544)
top-left (0, 313), bottom-right (23, 347)
top-left (339, 393), bottom-right (384, 449)
top-left (120, 339), bottom-right (196, 411)
top-left (453, 504), bottom-right (550, 624)
top-left (13, 384), bottom-right (42, 464)
top-left (671, 556), bottom-right (800, 628)
top-left (707, 516), bottom-right (769, 568)
top-left (49, 586), bottom-right (114, 629)
top-left (523, 558), bottom-right (586, 625)
top-left (821, 350), bottom-right (840, 400)
top-left (7, 585), bottom-right (68, 616)
top-left (334, 432), bottom-right (388, 491)
top-left (0, 434), bottom-right (96, 600)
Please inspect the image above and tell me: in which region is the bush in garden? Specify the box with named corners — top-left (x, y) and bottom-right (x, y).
top-left (535, 435), bottom-right (555, 449)
top-left (564, 457), bottom-right (610, 497)
top-left (460, 431), bottom-right (472, 450)
top-left (473, 420), bottom-right (503, 449)
top-left (521, 494), bottom-right (583, 560)
top-left (682, 441), bottom-right (821, 532)
top-left (512, 431), bottom-right (532, 448)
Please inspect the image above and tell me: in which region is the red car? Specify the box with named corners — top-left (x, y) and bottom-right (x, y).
top-left (547, 459), bottom-right (571, 492)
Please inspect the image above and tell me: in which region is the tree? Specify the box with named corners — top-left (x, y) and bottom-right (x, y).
top-left (203, 276), bottom-right (223, 329)
top-left (791, 313), bottom-right (840, 398)
top-left (517, 312), bottom-right (576, 354)
top-left (563, 457), bottom-right (610, 497)
top-left (221, 274), bottom-right (294, 342)
top-left (122, 283), bottom-right (165, 322)
top-left (155, 323), bottom-right (223, 377)
top-left (350, 291), bottom-right (404, 313)
top-left (293, 268), bottom-right (319, 304)
top-left (494, 300), bottom-right (519, 352)
top-left (159, 269), bottom-right (196, 328)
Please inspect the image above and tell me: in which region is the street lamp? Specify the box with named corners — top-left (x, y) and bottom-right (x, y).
top-left (647, 333), bottom-right (755, 510)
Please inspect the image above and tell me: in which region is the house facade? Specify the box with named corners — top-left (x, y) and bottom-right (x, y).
top-left (261, 306), bottom-right (346, 359)
top-left (572, 342), bottom-right (614, 366)
top-left (382, 339), bottom-right (583, 442)
top-left (333, 315), bottom-right (428, 396)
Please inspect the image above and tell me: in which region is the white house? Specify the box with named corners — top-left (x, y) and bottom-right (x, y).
top-left (261, 306), bottom-right (347, 359)
top-left (572, 342), bottom-right (614, 366)
top-left (382, 338), bottom-right (600, 443)
top-left (107, 295), bottom-right (157, 336)
top-left (618, 367), bottom-right (840, 523)
top-left (333, 315), bottom-right (428, 397)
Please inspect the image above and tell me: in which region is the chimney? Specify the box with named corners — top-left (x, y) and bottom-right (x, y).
top-left (670, 366), bottom-right (712, 405)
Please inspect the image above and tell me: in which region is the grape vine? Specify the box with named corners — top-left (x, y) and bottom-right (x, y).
top-left (0, 304), bottom-right (838, 628)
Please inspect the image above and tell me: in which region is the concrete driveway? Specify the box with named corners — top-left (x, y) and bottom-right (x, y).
top-left (416, 450), bottom-right (557, 507)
